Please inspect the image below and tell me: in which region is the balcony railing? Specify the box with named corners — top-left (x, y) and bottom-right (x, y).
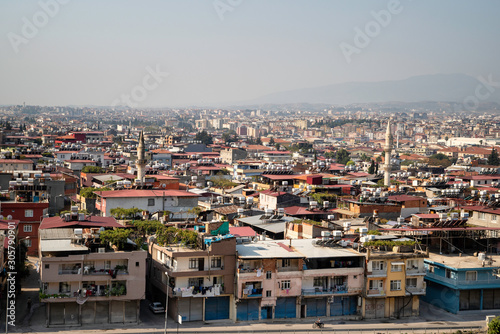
top-left (367, 289), bottom-right (385, 296)
top-left (367, 270), bottom-right (387, 277)
top-left (426, 272), bottom-right (500, 286)
top-left (83, 268), bottom-right (128, 276)
top-left (40, 287), bottom-right (127, 299)
top-left (172, 284), bottom-right (223, 297)
top-left (302, 285), bottom-right (348, 296)
top-left (242, 288), bottom-right (263, 298)
top-left (58, 269), bottom-right (81, 275)
top-left (406, 268), bottom-right (426, 275)
top-left (406, 286), bottom-right (426, 294)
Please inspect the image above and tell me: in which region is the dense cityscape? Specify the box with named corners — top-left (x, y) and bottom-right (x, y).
top-left (2, 1), bottom-right (500, 333)
top-left (0, 103), bottom-right (500, 333)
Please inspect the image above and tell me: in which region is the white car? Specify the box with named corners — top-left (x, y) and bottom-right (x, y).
top-left (149, 302), bottom-right (165, 314)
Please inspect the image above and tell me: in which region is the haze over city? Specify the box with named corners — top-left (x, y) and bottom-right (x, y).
top-left (1, 0), bottom-right (500, 107)
top-left (3, 2), bottom-right (500, 334)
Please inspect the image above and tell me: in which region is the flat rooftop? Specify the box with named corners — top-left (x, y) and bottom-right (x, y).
top-left (427, 252), bottom-right (500, 269)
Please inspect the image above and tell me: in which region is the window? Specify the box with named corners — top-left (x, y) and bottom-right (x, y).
top-left (211, 257), bottom-right (222, 268)
top-left (466, 271), bottom-right (477, 281)
top-left (391, 263), bottom-right (403, 272)
top-left (148, 198), bottom-right (155, 206)
top-left (390, 280), bottom-right (401, 291)
top-left (428, 264), bottom-right (435, 273)
top-left (25, 209), bottom-right (33, 218)
top-left (23, 224), bottom-right (32, 233)
top-left (189, 258), bottom-right (199, 269)
top-left (282, 259), bottom-right (290, 267)
top-left (188, 277), bottom-right (204, 287)
top-left (105, 261), bottom-right (111, 270)
top-left (493, 214), bottom-right (497, 222)
top-left (372, 260), bottom-right (384, 271)
top-left (479, 212), bottom-right (485, 220)
top-left (136, 261), bottom-right (139, 267)
top-left (445, 268), bottom-right (452, 279)
top-left (369, 279), bottom-right (383, 290)
top-left (280, 280), bottom-right (291, 290)
top-left (313, 277), bottom-right (327, 287)
top-left (266, 290), bottom-right (272, 297)
top-left (407, 260), bottom-right (418, 270)
top-left (45, 264), bottom-right (49, 269)
top-left (59, 282), bottom-right (71, 293)
top-left (266, 271), bottom-right (272, 279)
top-left (406, 278), bottom-right (417, 288)
top-left (23, 239), bottom-right (32, 247)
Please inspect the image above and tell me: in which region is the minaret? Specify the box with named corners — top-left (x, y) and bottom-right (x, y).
top-left (384, 119), bottom-right (394, 187)
top-left (136, 131), bottom-right (146, 183)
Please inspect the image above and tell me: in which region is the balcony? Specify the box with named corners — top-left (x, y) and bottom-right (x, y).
top-left (426, 272), bottom-right (500, 287)
top-left (302, 284), bottom-right (348, 296)
top-left (58, 269), bottom-right (81, 275)
top-left (172, 284), bottom-right (223, 298)
top-left (406, 268), bottom-right (426, 276)
top-left (242, 288), bottom-right (263, 298)
top-left (367, 269), bottom-right (387, 278)
top-left (366, 289), bottom-right (385, 297)
top-left (406, 286), bottom-right (426, 295)
top-left (83, 268), bottom-right (129, 276)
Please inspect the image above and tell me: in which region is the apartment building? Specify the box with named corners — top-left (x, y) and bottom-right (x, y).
top-left (422, 252), bottom-right (500, 313)
top-left (95, 189), bottom-right (199, 218)
top-left (362, 247), bottom-right (427, 319)
top-left (39, 214), bottom-right (147, 326)
top-left (149, 228), bottom-right (236, 322)
top-left (235, 239), bottom-right (364, 321)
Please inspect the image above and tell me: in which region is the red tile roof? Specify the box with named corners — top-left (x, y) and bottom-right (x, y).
top-left (95, 189), bottom-right (199, 198)
top-left (40, 216), bottom-right (123, 229)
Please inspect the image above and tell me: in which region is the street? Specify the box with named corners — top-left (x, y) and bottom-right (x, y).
top-left (1, 257), bottom-right (492, 334)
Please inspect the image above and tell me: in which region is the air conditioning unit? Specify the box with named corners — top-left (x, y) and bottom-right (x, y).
top-left (98, 248), bottom-right (105, 253)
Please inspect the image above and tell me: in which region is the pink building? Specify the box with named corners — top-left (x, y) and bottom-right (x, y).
top-left (38, 215), bottom-right (147, 326)
top-left (235, 239), bottom-right (364, 321)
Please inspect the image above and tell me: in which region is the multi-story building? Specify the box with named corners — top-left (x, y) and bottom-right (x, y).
top-left (95, 189), bottom-right (199, 218)
top-left (235, 239), bottom-right (364, 321)
top-left (362, 247), bottom-right (427, 319)
top-left (220, 148), bottom-right (247, 165)
top-left (39, 214), bottom-right (147, 326)
top-left (148, 225), bottom-right (236, 322)
top-left (422, 252), bottom-right (500, 313)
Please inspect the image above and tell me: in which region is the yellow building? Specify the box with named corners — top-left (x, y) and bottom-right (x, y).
top-left (362, 246), bottom-right (428, 319)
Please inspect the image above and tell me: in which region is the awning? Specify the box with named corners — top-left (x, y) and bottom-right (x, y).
top-left (391, 262), bottom-right (405, 266)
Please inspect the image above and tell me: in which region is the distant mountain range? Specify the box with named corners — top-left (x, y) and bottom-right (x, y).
top-left (232, 73), bottom-right (500, 107)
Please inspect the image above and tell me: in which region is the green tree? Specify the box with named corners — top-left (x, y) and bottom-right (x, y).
top-left (368, 160), bottom-right (375, 174)
top-left (133, 220), bottom-right (163, 237)
top-left (210, 175), bottom-right (237, 189)
top-left (100, 229), bottom-right (133, 249)
top-left (359, 153), bottom-right (370, 162)
top-left (336, 148), bottom-right (350, 165)
top-left (82, 166), bottom-right (104, 173)
top-left (488, 148), bottom-right (500, 166)
top-left (80, 187), bottom-right (111, 199)
top-left (110, 207), bottom-right (142, 219)
top-left (194, 130), bottom-right (213, 145)
top-left (269, 137), bottom-right (275, 146)
top-left (488, 316), bottom-right (500, 334)
top-left (256, 137), bottom-right (262, 145)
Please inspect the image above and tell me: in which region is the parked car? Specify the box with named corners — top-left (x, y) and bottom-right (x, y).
top-left (149, 302), bottom-right (165, 314)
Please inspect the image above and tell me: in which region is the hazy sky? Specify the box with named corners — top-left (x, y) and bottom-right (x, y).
top-left (1, 0), bottom-right (499, 107)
